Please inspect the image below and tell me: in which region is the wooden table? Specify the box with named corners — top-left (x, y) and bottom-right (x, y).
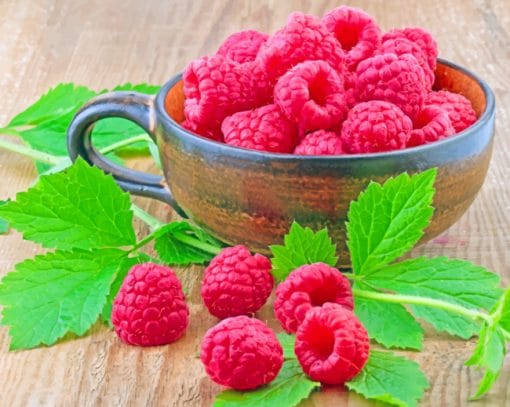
top-left (1, 0), bottom-right (509, 405)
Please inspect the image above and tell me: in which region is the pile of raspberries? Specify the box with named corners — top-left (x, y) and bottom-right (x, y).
top-left (180, 6), bottom-right (477, 154)
top-left (112, 245), bottom-right (368, 390)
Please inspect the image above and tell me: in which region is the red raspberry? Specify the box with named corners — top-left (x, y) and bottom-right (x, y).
top-left (295, 303), bottom-right (370, 385)
top-left (222, 104), bottom-right (297, 153)
top-left (408, 105), bottom-right (455, 147)
top-left (274, 263), bottom-right (353, 333)
top-left (383, 27), bottom-right (438, 72)
top-left (322, 6), bottom-right (381, 70)
top-left (201, 245), bottom-right (274, 319)
top-left (341, 101), bottom-right (413, 153)
top-left (257, 12), bottom-right (346, 83)
top-left (200, 316), bottom-right (283, 390)
top-left (377, 37), bottom-right (434, 89)
top-left (424, 90), bottom-right (477, 132)
top-left (274, 61), bottom-right (347, 135)
top-left (112, 263), bottom-right (189, 347)
top-left (217, 30), bottom-right (269, 64)
top-left (181, 119), bottom-right (223, 142)
top-left (183, 55), bottom-right (261, 134)
top-left (294, 130), bottom-right (344, 156)
top-left (356, 53), bottom-right (427, 119)
top-left (344, 69), bottom-right (358, 107)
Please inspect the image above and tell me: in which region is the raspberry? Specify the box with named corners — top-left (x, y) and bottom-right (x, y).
top-left (344, 69), bottom-right (358, 107)
top-left (200, 316), bottom-right (283, 390)
top-left (217, 30), bottom-right (269, 64)
top-left (222, 104), bottom-right (297, 153)
top-left (377, 37), bottom-right (434, 89)
top-left (356, 53), bottom-right (427, 119)
top-left (274, 263), bottom-right (353, 333)
top-left (112, 263), bottom-right (189, 347)
top-left (424, 90), bottom-right (477, 132)
top-left (294, 130), bottom-right (344, 156)
top-left (201, 245), bottom-right (274, 319)
top-left (295, 303), bottom-right (370, 385)
top-left (408, 105), bottom-right (455, 147)
top-left (274, 61), bottom-right (347, 135)
top-left (257, 12), bottom-right (345, 83)
top-left (383, 27), bottom-right (438, 72)
top-left (322, 6), bottom-right (381, 70)
top-left (341, 101), bottom-right (413, 153)
top-left (181, 119), bottom-right (223, 142)
top-left (183, 55), bottom-right (260, 134)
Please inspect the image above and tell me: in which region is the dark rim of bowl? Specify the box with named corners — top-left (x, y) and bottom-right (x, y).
top-left (155, 58), bottom-right (495, 161)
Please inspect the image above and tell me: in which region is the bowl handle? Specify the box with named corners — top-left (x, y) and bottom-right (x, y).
top-left (67, 91), bottom-right (187, 218)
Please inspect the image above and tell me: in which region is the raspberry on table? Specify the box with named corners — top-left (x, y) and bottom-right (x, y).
top-left (112, 263), bottom-right (189, 347)
top-left (340, 101), bottom-right (413, 153)
top-left (295, 303), bottom-right (370, 385)
top-left (322, 6), bottom-right (381, 70)
top-left (256, 12), bottom-right (346, 83)
top-left (274, 262), bottom-right (353, 333)
top-left (356, 53), bottom-right (427, 119)
top-left (222, 104), bottom-right (298, 153)
top-left (383, 27), bottom-right (438, 72)
top-left (201, 245), bottom-right (274, 319)
top-left (274, 60), bottom-right (347, 135)
top-left (294, 130), bottom-right (344, 156)
top-left (216, 30), bottom-right (269, 64)
top-left (424, 90), bottom-right (477, 132)
top-left (200, 316), bottom-right (283, 390)
top-left (408, 105), bottom-right (455, 147)
top-left (183, 54), bottom-right (261, 135)
top-left (377, 37), bottom-right (434, 89)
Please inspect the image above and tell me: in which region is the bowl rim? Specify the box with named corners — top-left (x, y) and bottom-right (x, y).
top-left (155, 58), bottom-right (495, 161)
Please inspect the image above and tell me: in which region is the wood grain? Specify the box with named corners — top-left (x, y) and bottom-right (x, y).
top-left (0, 0), bottom-right (509, 406)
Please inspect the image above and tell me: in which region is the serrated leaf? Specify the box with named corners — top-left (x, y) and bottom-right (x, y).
top-left (0, 158), bottom-right (136, 250)
top-left (154, 222), bottom-right (221, 266)
top-left (270, 222), bottom-right (338, 282)
top-left (0, 248), bottom-right (127, 349)
top-left (354, 283), bottom-right (423, 350)
top-left (0, 200), bottom-right (9, 234)
top-left (277, 333), bottom-right (296, 359)
top-left (346, 350), bottom-right (429, 407)
top-left (347, 169), bottom-right (436, 275)
top-left (214, 360), bottom-right (320, 407)
top-left (361, 257), bottom-right (502, 339)
top-left (465, 323), bottom-right (506, 399)
top-left (100, 253), bottom-right (151, 326)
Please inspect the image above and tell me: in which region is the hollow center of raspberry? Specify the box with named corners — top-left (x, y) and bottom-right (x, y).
top-left (334, 27), bottom-right (360, 52)
top-left (308, 73), bottom-right (329, 106)
top-left (308, 285), bottom-right (338, 307)
top-left (306, 321), bottom-right (336, 359)
top-left (413, 110), bottom-right (433, 129)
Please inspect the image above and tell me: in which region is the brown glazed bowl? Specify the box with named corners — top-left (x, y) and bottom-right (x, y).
top-left (67, 59), bottom-right (495, 264)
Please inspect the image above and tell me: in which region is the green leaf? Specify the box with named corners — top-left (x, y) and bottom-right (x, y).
top-left (154, 222), bottom-right (221, 266)
top-left (100, 253), bottom-right (151, 326)
top-left (361, 257), bottom-right (502, 339)
top-left (347, 169), bottom-right (436, 275)
top-left (347, 350), bottom-right (429, 407)
top-left (354, 283), bottom-right (423, 350)
top-left (465, 323), bottom-right (506, 399)
top-left (270, 222), bottom-right (338, 282)
top-left (214, 360), bottom-right (320, 407)
top-left (0, 200), bottom-right (9, 234)
top-left (277, 333), bottom-right (296, 359)
top-left (0, 158), bottom-right (136, 250)
top-left (495, 288), bottom-right (510, 332)
top-left (0, 248), bottom-right (127, 349)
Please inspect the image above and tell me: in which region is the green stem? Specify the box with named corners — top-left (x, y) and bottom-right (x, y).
top-left (0, 136), bottom-right (62, 165)
top-left (131, 204), bottom-right (164, 231)
top-left (352, 288), bottom-right (493, 325)
top-left (172, 232), bottom-right (222, 255)
top-left (99, 134), bottom-right (152, 155)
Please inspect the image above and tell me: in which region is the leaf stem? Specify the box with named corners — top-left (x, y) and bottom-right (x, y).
top-left (0, 136), bottom-right (62, 165)
top-left (131, 204), bottom-right (164, 231)
top-left (172, 231), bottom-right (222, 256)
top-left (99, 134), bottom-right (152, 155)
top-left (352, 288), bottom-right (493, 325)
